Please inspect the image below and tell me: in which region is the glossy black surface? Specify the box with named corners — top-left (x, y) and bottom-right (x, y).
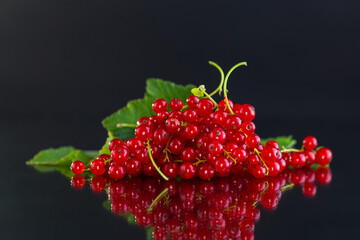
top-left (1, 1), bottom-right (359, 239)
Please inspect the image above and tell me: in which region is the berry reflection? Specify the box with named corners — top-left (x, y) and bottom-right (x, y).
top-left (71, 167), bottom-right (332, 240)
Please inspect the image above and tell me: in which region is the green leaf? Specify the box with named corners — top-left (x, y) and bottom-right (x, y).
top-left (102, 79), bottom-right (195, 140)
top-left (146, 227), bottom-right (155, 240)
top-left (146, 78), bottom-right (196, 103)
top-left (26, 146), bottom-right (76, 166)
top-left (261, 135), bottom-right (297, 149)
top-left (27, 147), bottom-right (98, 178)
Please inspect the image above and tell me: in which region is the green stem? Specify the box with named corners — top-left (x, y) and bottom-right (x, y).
top-left (254, 148), bottom-right (269, 175)
top-left (146, 140), bottom-right (169, 181)
top-left (147, 188), bottom-right (169, 212)
top-left (116, 123), bottom-right (137, 128)
top-left (281, 148), bottom-right (303, 153)
top-left (223, 62), bottom-right (247, 114)
top-left (208, 61), bottom-right (225, 97)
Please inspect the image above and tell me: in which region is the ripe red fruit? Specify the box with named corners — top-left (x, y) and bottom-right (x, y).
top-left (214, 156), bottom-right (231, 174)
top-left (232, 148), bottom-right (247, 162)
top-left (252, 165), bottom-right (266, 178)
top-left (240, 121), bottom-right (256, 135)
top-left (186, 95), bottom-right (199, 109)
top-left (315, 147), bottom-right (332, 165)
top-left (238, 104), bottom-right (255, 121)
top-left (108, 138), bottom-right (124, 151)
top-left (262, 146), bottom-right (281, 163)
top-left (303, 149), bottom-right (316, 166)
top-left (90, 159), bottom-right (106, 175)
top-left (208, 141), bottom-right (224, 156)
top-left (197, 163), bottom-right (215, 180)
top-left (290, 152), bottom-right (306, 168)
top-left (108, 163), bottom-right (126, 179)
top-left (135, 125), bottom-right (152, 141)
top-left (125, 158), bottom-right (142, 176)
top-left (265, 140), bottom-right (279, 149)
top-left (137, 116), bottom-right (153, 128)
top-left (196, 98), bottom-right (214, 116)
top-left (245, 134), bottom-right (261, 149)
top-left (303, 136), bottom-right (318, 150)
top-left (111, 145), bottom-right (130, 164)
top-left (178, 162), bottom-right (197, 179)
top-left (218, 98), bottom-right (233, 112)
top-left (161, 162), bottom-right (178, 179)
top-left (165, 117), bottom-right (181, 133)
top-left (209, 127), bottom-right (227, 143)
top-left (169, 98), bottom-right (184, 111)
top-left (152, 127), bottom-right (170, 145)
top-left (181, 147), bottom-right (196, 162)
top-left (225, 116), bottom-right (242, 131)
top-left (183, 124), bottom-right (199, 139)
top-left (183, 109), bottom-right (198, 123)
top-left (152, 98), bottom-right (168, 113)
top-left (71, 160), bottom-right (85, 175)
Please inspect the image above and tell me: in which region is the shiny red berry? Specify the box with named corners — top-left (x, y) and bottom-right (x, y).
top-left (303, 136), bottom-right (318, 150)
top-left (315, 147), bottom-right (332, 165)
top-left (170, 98), bottom-right (184, 111)
top-left (152, 99), bottom-right (168, 113)
top-left (90, 159), bottom-right (106, 175)
top-left (71, 160), bottom-right (85, 175)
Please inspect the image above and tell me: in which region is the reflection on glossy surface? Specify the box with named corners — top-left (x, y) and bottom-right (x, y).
top-left (71, 167), bottom-right (332, 240)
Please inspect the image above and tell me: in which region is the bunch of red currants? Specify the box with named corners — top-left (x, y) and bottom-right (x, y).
top-left (70, 95), bottom-right (332, 181)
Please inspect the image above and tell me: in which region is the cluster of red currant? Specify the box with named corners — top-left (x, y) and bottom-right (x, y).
top-left (70, 62), bottom-right (333, 181)
top-left (71, 166), bottom-right (332, 240)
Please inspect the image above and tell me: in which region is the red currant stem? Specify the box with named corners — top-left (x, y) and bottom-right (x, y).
top-left (146, 140), bottom-right (169, 181)
top-left (181, 105), bottom-right (189, 111)
top-left (281, 147), bottom-right (303, 153)
top-left (202, 90), bottom-right (218, 108)
top-left (174, 160), bottom-right (183, 163)
top-left (84, 168), bottom-right (90, 171)
top-left (116, 123), bottom-right (137, 128)
top-left (147, 187), bottom-right (169, 212)
top-left (223, 150), bottom-right (237, 164)
top-left (208, 61), bottom-right (225, 97)
top-left (223, 62), bottom-right (247, 114)
top-left (281, 183), bottom-right (294, 192)
top-left (254, 148), bottom-right (269, 175)
top-left (193, 158), bottom-right (207, 167)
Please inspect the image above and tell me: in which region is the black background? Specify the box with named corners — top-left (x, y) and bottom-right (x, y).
top-left (1, 0), bottom-right (359, 239)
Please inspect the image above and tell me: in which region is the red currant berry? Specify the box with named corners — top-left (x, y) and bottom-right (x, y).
top-left (252, 165), bottom-right (266, 178)
top-left (90, 159), bottom-right (106, 175)
top-left (232, 148), bottom-right (248, 162)
top-left (181, 147), bottom-right (196, 162)
top-left (303, 149), bottom-right (316, 166)
top-left (137, 116), bottom-right (153, 128)
top-left (165, 117), bottom-right (181, 133)
top-left (186, 95), bottom-right (199, 109)
top-left (183, 123), bottom-right (199, 139)
top-left (225, 116), bottom-right (242, 131)
top-left (197, 163), bottom-right (215, 180)
top-left (267, 161), bottom-right (281, 177)
top-left (290, 152), bottom-right (306, 168)
top-left (238, 104), bottom-right (255, 121)
top-left (240, 121), bottom-right (256, 135)
top-left (152, 99), bottom-right (168, 113)
top-left (71, 160), bottom-right (85, 175)
top-left (109, 138), bottom-right (124, 151)
top-left (183, 109), bottom-right (198, 123)
top-left (261, 146), bottom-right (281, 163)
top-left (152, 127), bottom-right (170, 145)
top-left (196, 98), bottom-right (214, 117)
top-left (170, 98), bottom-right (184, 111)
top-left (111, 145), bottom-right (130, 164)
top-left (315, 147), bottom-right (332, 165)
top-left (168, 137), bottom-right (185, 155)
top-left (178, 162), bottom-right (196, 179)
top-left (265, 140), bottom-right (279, 149)
top-left (227, 130), bottom-right (246, 145)
top-left (125, 158), bottom-right (142, 176)
top-left (161, 162), bottom-right (179, 179)
top-left (209, 127), bottom-right (227, 143)
top-left (214, 156), bottom-right (231, 175)
top-left (303, 136), bottom-right (318, 150)
top-left (135, 125), bottom-right (152, 141)
top-left (245, 134), bottom-right (261, 149)
top-left (208, 141), bottom-right (224, 156)
top-left (108, 163), bottom-right (126, 179)
top-left (218, 98), bottom-right (233, 112)
top-left (213, 110), bottom-right (228, 126)
top-left (126, 138), bottom-right (144, 152)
